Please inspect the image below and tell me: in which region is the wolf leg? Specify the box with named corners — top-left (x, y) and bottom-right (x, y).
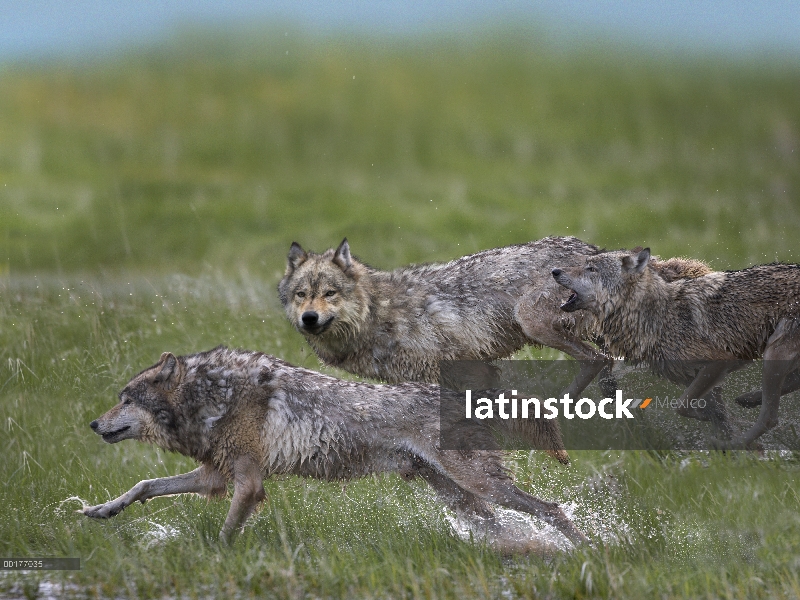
top-left (521, 323), bottom-right (610, 398)
top-left (527, 331), bottom-right (611, 399)
top-left (478, 481), bottom-right (588, 546)
top-left (721, 361), bottom-right (795, 449)
top-left (705, 387), bottom-right (733, 439)
top-left (725, 323), bottom-right (800, 448)
top-left (81, 464), bottom-right (227, 519)
top-left (675, 361), bottom-right (751, 438)
top-left (434, 451), bottom-right (588, 546)
top-left (734, 369), bottom-right (800, 408)
top-left (514, 289), bottom-right (613, 398)
top-left (219, 455), bottom-right (266, 544)
top-left (597, 363), bottom-right (619, 399)
top-left (416, 462), bottom-right (497, 522)
top-left (417, 463), bottom-right (562, 555)
top-left (675, 361), bottom-right (734, 417)
top-left (676, 385), bottom-right (733, 438)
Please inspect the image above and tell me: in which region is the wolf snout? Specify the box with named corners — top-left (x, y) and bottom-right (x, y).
top-left (301, 311), bottom-right (319, 326)
top-left (90, 420), bottom-right (99, 431)
top-left (551, 268), bottom-right (562, 278)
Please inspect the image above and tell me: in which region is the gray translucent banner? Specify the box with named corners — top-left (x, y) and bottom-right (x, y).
top-left (0, 558), bottom-right (80, 570)
top-left (439, 360), bottom-right (800, 451)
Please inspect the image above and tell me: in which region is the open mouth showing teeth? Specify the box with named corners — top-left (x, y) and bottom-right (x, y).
top-left (560, 292), bottom-right (579, 311)
top-left (101, 426), bottom-right (130, 442)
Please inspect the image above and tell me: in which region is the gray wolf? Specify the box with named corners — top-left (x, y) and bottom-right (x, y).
top-left (552, 248), bottom-right (800, 448)
top-left (278, 237), bottom-right (610, 392)
top-left (80, 347), bottom-right (588, 549)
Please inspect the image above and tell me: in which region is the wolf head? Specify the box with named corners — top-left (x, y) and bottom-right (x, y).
top-left (278, 238), bottom-right (371, 341)
top-left (551, 248), bottom-right (651, 314)
top-left (90, 352), bottom-right (185, 446)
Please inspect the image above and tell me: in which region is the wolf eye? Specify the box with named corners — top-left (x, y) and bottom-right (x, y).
top-left (324, 290), bottom-right (336, 297)
top-left (586, 265), bottom-right (597, 273)
top-left (296, 291), bottom-right (306, 298)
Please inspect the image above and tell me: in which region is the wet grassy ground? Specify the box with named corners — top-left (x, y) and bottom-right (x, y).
top-left (1, 27), bottom-right (800, 598)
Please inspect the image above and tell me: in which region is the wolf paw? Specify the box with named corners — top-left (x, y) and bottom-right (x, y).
top-left (80, 502), bottom-right (124, 519)
top-left (734, 390), bottom-right (763, 408)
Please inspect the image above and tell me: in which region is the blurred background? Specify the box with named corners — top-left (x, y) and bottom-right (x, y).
top-left (2, 0), bottom-right (798, 278)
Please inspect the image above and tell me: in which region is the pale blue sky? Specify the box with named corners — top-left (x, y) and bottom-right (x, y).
top-left (2, 0), bottom-right (799, 61)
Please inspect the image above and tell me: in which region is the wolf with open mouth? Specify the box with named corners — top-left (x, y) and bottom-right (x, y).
top-left (552, 247), bottom-right (800, 448)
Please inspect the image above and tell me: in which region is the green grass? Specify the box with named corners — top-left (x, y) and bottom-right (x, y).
top-left (4, 277), bottom-right (800, 599)
top-left (1, 26), bottom-right (800, 598)
top-left (2, 28), bottom-right (799, 275)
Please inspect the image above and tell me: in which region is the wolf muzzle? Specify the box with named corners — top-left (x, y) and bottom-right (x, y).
top-left (89, 419), bottom-right (131, 443)
top-left (299, 311), bottom-right (334, 334)
top-left (551, 269), bottom-right (581, 312)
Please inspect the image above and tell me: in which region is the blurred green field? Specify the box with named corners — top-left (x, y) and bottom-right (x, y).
top-left (1, 26), bottom-right (800, 599)
top-left (2, 28), bottom-right (799, 275)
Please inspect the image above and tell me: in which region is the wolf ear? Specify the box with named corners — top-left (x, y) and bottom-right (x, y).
top-left (332, 238), bottom-right (352, 271)
top-left (286, 242), bottom-right (308, 273)
top-left (153, 352), bottom-right (182, 390)
top-left (622, 247), bottom-right (651, 274)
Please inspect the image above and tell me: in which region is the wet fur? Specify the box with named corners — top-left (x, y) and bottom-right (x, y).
top-left (278, 237), bottom-right (708, 462)
top-left (279, 238), bottom-right (710, 386)
top-left (82, 347), bottom-right (588, 550)
top-left (553, 249), bottom-right (800, 447)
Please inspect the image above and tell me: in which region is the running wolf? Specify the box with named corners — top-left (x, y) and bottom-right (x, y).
top-left (80, 347), bottom-right (588, 549)
top-left (552, 248), bottom-right (800, 448)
